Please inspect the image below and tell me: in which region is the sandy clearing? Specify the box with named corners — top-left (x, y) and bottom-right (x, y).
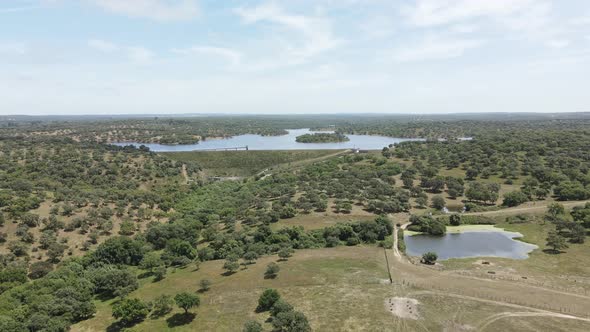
top-left (386, 297), bottom-right (420, 320)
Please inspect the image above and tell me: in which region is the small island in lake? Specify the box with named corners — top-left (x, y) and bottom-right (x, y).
top-left (295, 132), bottom-right (350, 143)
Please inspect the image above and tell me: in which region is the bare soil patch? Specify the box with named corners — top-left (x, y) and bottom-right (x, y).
top-left (385, 297), bottom-right (420, 320)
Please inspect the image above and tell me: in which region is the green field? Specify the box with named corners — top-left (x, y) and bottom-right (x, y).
top-left (73, 241), bottom-right (590, 332)
top-left (73, 246), bottom-right (394, 332)
top-left (163, 150), bottom-right (345, 177)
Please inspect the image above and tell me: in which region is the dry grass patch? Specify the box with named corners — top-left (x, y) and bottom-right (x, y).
top-left (73, 246), bottom-right (393, 332)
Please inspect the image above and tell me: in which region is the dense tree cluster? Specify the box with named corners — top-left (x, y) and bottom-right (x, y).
top-left (407, 215), bottom-right (447, 235)
top-left (388, 127), bottom-right (590, 206)
top-left (295, 132), bottom-right (349, 143)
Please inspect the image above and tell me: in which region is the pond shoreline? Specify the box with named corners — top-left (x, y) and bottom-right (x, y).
top-left (404, 226), bottom-right (538, 260)
top-left (404, 224), bottom-right (504, 236)
top-left (111, 128), bottom-right (425, 152)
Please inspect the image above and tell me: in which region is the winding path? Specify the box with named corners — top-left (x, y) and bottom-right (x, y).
top-left (391, 220), bottom-right (410, 261)
top-left (463, 200), bottom-right (590, 217)
top-left (477, 311), bottom-right (590, 332)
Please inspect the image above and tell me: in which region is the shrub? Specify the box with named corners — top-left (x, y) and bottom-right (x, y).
top-left (243, 320), bottom-right (263, 332)
top-left (29, 261), bottom-right (53, 279)
top-left (151, 295), bottom-right (174, 318)
top-left (257, 289), bottom-right (280, 311)
top-left (449, 214), bottom-right (461, 226)
top-left (112, 298), bottom-right (150, 325)
top-left (270, 299), bottom-right (294, 317)
top-left (421, 252), bottom-right (438, 265)
top-left (272, 310), bottom-right (312, 332)
top-left (265, 262), bottom-right (280, 279)
top-left (502, 191), bottom-right (529, 207)
top-left (199, 278), bottom-right (212, 292)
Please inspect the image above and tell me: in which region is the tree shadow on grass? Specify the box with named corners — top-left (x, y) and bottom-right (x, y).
top-left (106, 320), bottom-right (142, 332)
top-left (95, 292), bottom-right (118, 302)
top-left (542, 249), bottom-right (564, 255)
top-left (166, 312), bottom-right (196, 328)
top-left (106, 321), bottom-right (126, 332)
top-left (150, 308), bottom-right (173, 320)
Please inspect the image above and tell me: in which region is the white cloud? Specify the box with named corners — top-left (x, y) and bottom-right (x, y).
top-left (87, 39), bottom-right (154, 64)
top-left (0, 42), bottom-right (27, 55)
top-left (0, 5), bottom-right (43, 13)
top-left (402, 0), bottom-right (537, 27)
top-left (90, 0), bottom-right (199, 22)
top-left (499, 1), bottom-right (552, 33)
top-left (570, 16), bottom-right (590, 26)
top-left (172, 46), bottom-right (242, 66)
top-left (127, 46), bottom-right (154, 65)
top-left (88, 39), bottom-right (119, 52)
top-left (235, 2), bottom-right (342, 63)
top-left (387, 37), bottom-right (484, 62)
top-left (546, 39), bottom-right (570, 49)
top-left (360, 16), bottom-right (396, 39)
top-left (450, 24), bottom-right (479, 34)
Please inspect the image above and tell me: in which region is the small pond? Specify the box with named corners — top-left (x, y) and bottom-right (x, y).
top-left (112, 128), bottom-right (424, 151)
top-left (404, 229), bottom-right (538, 260)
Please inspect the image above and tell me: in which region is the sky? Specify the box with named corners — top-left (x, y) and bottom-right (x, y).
top-left (1, 0), bottom-right (589, 115)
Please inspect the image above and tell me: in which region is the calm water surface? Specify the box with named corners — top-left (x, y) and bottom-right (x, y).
top-left (113, 128), bottom-right (423, 151)
top-left (404, 230), bottom-right (538, 260)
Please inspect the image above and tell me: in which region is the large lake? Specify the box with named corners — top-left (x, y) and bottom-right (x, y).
top-left (404, 229), bottom-right (538, 260)
top-left (113, 128), bottom-right (423, 152)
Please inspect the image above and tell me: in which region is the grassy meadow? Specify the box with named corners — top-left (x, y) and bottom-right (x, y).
top-left (163, 150), bottom-right (345, 177)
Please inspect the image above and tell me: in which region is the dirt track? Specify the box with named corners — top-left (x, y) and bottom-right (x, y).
top-left (477, 311), bottom-right (590, 331)
top-left (463, 200), bottom-right (590, 217)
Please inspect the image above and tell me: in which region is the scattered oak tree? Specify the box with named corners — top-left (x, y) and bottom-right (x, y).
top-left (174, 292), bottom-right (200, 314)
top-left (112, 298), bottom-right (150, 326)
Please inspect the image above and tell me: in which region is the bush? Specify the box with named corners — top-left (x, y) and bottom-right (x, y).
top-left (199, 278), bottom-right (212, 292)
top-left (29, 261), bottom-right (53, 279)
top-left (409, 215), bottom-right (446, 235)
top-left (346, 236), bottom-right (360, 246)
top-left (265, 262), bottom-right (280, 279)
top-left (505, 214), bottom-right (530, 224)
top-left (243, 320), bottom-right (264, 332)
top-left (270, 299), bottom-right (294, 317)
top-left (449, 214), bottom-right (461, 226)
top-left (379, 238), bottom-right (393, 249)
top-left (151, 295), bottom-right (174, 318)
top-left (112, 298), bottom-right (150, 325)
top-left (278, 247), bottom-right (294, 261)
top-left (257, 289), bottom-right (280, 311)
top-left (272, 310), bottom-right (312, 332)
top-left (431, 195), bottom-right (446, 210)
top-left (397, 229), bottom-right (406, 253)
top-left (502, 191), bottom-right (529, 207)
top-left (421, 252), bottom-right (438, 265)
